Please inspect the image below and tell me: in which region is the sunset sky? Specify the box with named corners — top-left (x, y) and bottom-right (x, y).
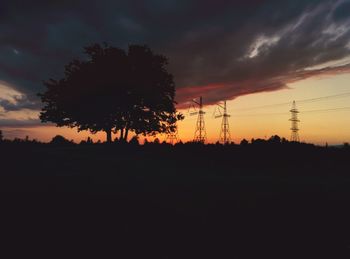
top-left (1, 0), bottom-right (350, 144)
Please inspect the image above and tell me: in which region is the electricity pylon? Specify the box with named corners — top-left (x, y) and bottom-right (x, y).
top-left (189, 96), bottom-right (206, 143)
top-left (289, 100), bottom-right (300, 142)
top-left (214, 100), bottom-right (231, 144)
top-left (166, 126), bottom-right (179, 145)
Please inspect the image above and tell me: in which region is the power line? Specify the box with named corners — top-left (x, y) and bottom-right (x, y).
top-left (232, 101), bottom-right (291, 112)
top-left (230, 106), bottom-right (350, 117)
top-left (231, 92), bottom-right (350, 112)
top-left (302, 106), bottom-right (350, 114)
top-left (181, 93), bottom-right (350, 120)
top-left (232, 112), bottom-right (288, 117)
top-left (183, 106), bottom-right (350, 119)
top-left (299, 92), bottom-right (350, 104)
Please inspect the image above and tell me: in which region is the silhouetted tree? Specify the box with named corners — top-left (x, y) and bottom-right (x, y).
top-left (252, 138), bottom-right (266, 145)
top-left (80, 137), bottom-right (93, 145)
top-left (39, 43), bottom-right (183, 143)
top-left (240, 139), bottom-right (249, 146)
top-left (129, 136), bottom-right (140, 146)
top-left (0, 130), bottom-right (3, 142)
top-left (281, 137), bottom-right (288, 144)
top-left (86, 137), bottom-right (93, 144)
top-left (176, 140), bottom-right (184, 146)
top-left (50, 135), bottom-right (73, 145)
top-left (268, 135), bottom-right (281, 144)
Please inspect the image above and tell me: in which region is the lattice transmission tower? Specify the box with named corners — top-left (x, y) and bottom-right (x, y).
top-left (214, 100), bottom-right (231, 144)
top-left (189, 96), bottom-right (206, 143)
top-left (289, 100), bottom-right (300, 142)
top-left (166, 126), bottom-right (179, 145)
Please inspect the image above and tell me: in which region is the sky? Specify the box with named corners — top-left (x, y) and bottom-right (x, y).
top-left (1, 0), bottom-right (350, 144)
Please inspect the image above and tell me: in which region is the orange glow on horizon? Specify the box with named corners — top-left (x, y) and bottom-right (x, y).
top-left (2, 74), bottom-right (350, 145)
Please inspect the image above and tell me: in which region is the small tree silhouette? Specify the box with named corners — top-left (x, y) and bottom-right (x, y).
top-left (268, 135), bottom-right (281, 144)
top-left (0, 130), bottom-right (3, 142)
top-left (129, 136), bottom-right (140, 146)
top-left (240, 139), bottom-right (249, 146)
top-left (50, 135), bottom-right (73, 145)
top-left (39, 43), bottom-right (183, 143)
top-left (80, 137), bottom-right (93, 145)
top-left (86, 137), bottom-right (93, 144)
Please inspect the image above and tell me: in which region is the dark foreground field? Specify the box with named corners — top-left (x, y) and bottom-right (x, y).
top-left (1, 142), bottom-right (350, 258)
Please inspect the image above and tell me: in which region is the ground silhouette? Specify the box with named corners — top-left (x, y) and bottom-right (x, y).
top-left (1, 137), bottom-right (350, 258)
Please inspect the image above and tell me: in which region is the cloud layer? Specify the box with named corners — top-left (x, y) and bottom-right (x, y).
top-left (1, 0), bottom-right (350, 118)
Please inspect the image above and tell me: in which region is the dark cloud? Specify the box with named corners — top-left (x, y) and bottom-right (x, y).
top-left (0, 0), bottom-right (350, 113)
top-left (0, 95), bottom-right (38, 111)
top-left (0, 118), bottom-right (41, 128)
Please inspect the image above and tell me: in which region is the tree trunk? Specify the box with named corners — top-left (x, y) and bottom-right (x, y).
top-left (120, 128), bottom-right (124, 141)
top-left (106, 128), bottom-right (112, 143)
top-left (124, 128), bottom-right (129, 142)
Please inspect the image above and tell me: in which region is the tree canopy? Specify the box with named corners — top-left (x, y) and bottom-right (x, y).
top-left (39, 43), bottom-right (183, 142)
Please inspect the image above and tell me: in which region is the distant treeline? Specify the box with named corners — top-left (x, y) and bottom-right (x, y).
top-left (0, 130), bottom-right (349, 149)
